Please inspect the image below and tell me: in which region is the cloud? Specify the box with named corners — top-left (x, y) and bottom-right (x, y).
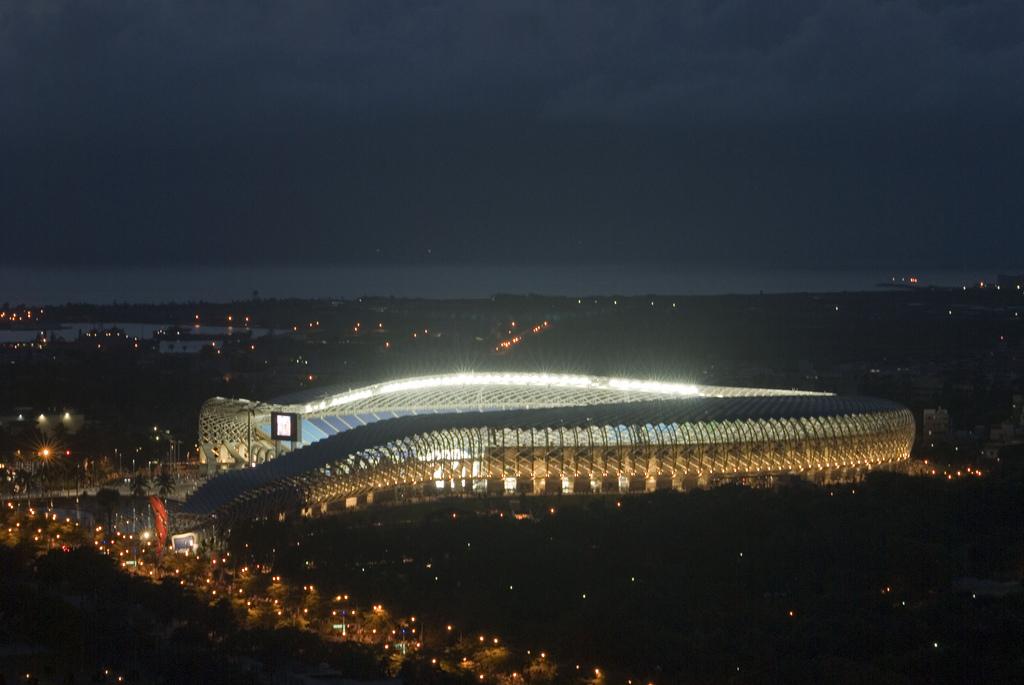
top-left (0, 1), bottom-right (1021, 268)
top-left (1, 0), bottom-right (1021, 140)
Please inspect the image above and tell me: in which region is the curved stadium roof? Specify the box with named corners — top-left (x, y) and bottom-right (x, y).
top-left (185, 376), bottom-right (914, 526)
top-left (282, 372), bottom-right (828, 415)
top-left (198, 372), bottom-right (834, 466)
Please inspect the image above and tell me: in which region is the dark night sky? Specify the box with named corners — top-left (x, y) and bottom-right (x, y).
top-left (2, 0), bottom-right (1022, 269)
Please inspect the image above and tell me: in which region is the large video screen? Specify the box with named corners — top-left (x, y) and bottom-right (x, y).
top-left (171, 532), bottom-right (198, 555)
top-left (271, 412), bottom-right (301, 442)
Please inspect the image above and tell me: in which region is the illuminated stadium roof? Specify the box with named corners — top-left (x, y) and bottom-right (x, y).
top-left (269, 372), bottom-right (829, 424)
top-left (183, 373), bottom-right (914, 527)
top-left (199, 373), bottom-right (826, 458)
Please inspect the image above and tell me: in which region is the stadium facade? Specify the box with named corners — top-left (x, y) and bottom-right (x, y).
top-left (181, 373), bottom-right (915, 526)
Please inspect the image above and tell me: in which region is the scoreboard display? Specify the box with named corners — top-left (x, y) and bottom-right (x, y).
top-left (271, 412), bottom-right (301, 442)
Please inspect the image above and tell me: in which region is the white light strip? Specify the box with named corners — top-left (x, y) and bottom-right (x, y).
top-left (607, 378), bottom-right (702, 395)
top-left (303, 372), bottom-right (702, 413)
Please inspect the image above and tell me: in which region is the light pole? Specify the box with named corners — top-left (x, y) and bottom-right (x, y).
top-left (131, 455), bottom-right (137, 532)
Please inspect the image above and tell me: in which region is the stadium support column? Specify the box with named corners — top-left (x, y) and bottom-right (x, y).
top-left (247, 409), bottom-right (253, 468)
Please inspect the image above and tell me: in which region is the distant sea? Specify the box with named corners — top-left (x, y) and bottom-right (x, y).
top-left (0, 265), bottom-right (1005, 305)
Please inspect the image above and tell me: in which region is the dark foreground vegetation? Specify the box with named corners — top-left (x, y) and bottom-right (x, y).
top-left (228, 470), bottom-right (1024, 684)
top-left (0, 542), bottom-right (387, 684)
top-left (2, 468), bottom-right (1023, 683)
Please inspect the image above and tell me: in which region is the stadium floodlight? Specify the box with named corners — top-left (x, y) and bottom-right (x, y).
top-left (304, 372), bottom-right (701, 413)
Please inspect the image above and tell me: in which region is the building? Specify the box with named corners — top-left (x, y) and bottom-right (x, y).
top-left (179, 373), bottom-right (915, 527)
top-left (922, 407), bottom-right (950, 438)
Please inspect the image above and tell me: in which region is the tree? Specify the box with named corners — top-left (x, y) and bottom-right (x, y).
top-left (95, 487), bottom-right (121, 530)
top-left (523, 656), bottom-right (558, 684)
top-left (131, 474), bottom-right (151, 498)
top-left (156, 471), bottom-right (175, 497)
top-left (0, 424), bottom-right (13, 461)
top-left (15, 468), bottom-right (36, 506)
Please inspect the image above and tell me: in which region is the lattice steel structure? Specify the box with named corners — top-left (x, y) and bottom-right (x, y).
top-left (199, 372), bottom-right (825, 467)
top-left (183, 374), bottom-right (914, 528)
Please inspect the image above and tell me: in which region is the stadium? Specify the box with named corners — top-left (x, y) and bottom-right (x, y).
top-left (180, 373), bottom-right (915, 527)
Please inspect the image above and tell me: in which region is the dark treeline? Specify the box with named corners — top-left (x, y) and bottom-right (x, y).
top-left (0, 542), bottom-right (389, 684)
top-left (229, 471), bottom-right (1024, 684)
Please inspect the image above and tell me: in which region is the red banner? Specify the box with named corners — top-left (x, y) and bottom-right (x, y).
top-left (149, 496), bottom-right (168, 556)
